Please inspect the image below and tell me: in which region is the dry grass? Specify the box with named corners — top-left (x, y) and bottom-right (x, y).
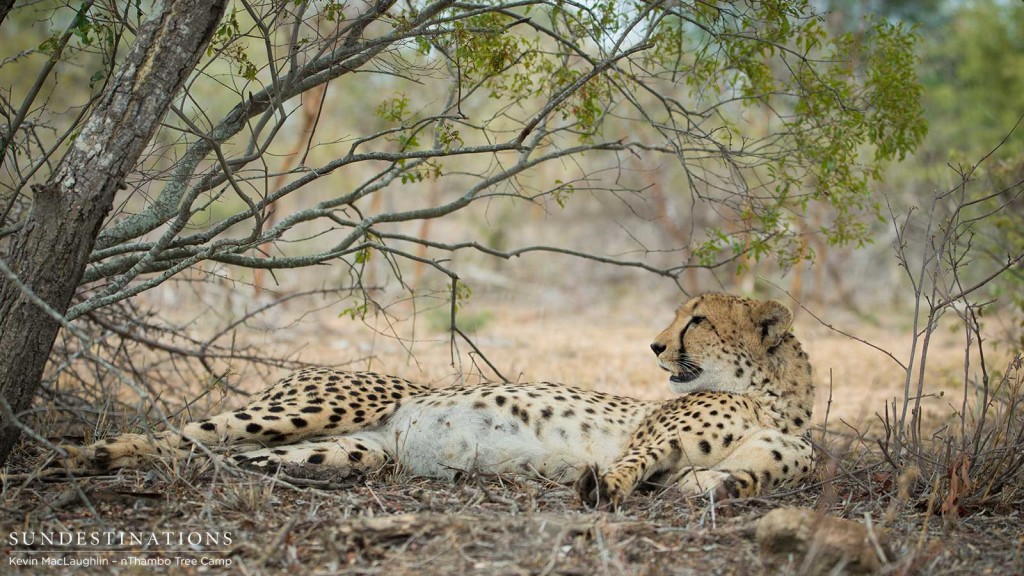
top-left (3, 451), bottom-right (1023, 575)
top-left (3, 293), bottom-right (1023, 574)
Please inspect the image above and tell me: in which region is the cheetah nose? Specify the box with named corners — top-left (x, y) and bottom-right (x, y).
top-left (650, 342), bottom-right (666, 356)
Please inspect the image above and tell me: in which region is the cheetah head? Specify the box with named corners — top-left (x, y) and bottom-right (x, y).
top-left (650, 293), bottom-right (793, 395)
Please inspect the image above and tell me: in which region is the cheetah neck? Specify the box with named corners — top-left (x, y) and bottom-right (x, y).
top-left (748, 337), bottom-right (815, 434)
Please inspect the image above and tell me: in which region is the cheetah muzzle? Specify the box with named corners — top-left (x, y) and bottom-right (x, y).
top-left (57, 293), bottom-right (816, 509)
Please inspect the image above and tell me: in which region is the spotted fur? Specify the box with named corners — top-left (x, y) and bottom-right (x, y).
top-left (60, 293), bottom-right (816, 508)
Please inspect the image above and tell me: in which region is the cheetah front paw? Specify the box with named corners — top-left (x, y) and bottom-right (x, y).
top-left (678, 468), bottom-right (758, 500)
top-left (575, 465), bottom-right (631, 510)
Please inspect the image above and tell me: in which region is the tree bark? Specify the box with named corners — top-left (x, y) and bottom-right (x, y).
top-left (0, 0), bottom-right (14, 29)
top-left (0, 0), bottom-right (228, 465)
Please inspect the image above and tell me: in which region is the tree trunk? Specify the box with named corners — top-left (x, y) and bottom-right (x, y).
top-left (0, 0), bottom-right (14, 29)
top-left (0, 0), bottom-right (227, 465)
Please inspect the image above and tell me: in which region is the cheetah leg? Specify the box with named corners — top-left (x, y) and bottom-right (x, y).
top-left (59, 368), bottom-right (426, 471)
top-left (232, 434), bottom-right (389, 477)
top-left (59, 406), bottom-right (300, 472)
top-left (675, 430), bottom-right (814, 500)
top-left (576, 428), bottom-right (677, 510)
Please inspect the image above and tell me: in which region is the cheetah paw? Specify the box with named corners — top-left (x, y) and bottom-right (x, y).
top-left (48, 444), bottom-right (92, 470)
top-left (575, 465), bottom-right (628, 510)
top-left (52, 435), bottom-right (156, 471)
top-left (678, 469), bottom-right (757, 500)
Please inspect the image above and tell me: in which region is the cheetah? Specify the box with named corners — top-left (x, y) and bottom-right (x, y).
top-left (60, 293), bottom-right (816, 508)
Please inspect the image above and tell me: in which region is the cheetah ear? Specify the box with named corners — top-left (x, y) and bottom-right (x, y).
top-left (752, 300), bottom-right (792, 348)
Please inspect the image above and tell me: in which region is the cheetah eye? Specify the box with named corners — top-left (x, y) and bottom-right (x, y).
top-left (682, 316), bottom-right (706, 335)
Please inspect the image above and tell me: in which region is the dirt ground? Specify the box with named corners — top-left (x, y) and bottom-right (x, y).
top-left (2, 292), bottom-right (1022, 575)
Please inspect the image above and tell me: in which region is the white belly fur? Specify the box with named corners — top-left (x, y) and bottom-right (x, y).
top-left (376, 403), bottom-right (633, 481)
